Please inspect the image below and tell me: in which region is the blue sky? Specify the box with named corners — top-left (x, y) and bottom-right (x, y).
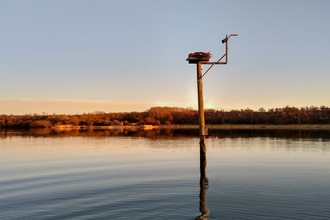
top-left (1, 0), bottom-right (330, 114)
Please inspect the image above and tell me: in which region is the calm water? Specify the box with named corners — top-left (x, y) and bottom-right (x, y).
top-left (1, 129), bottom-right (330, 219)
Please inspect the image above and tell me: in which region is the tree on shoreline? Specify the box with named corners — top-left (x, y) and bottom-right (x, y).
top-left (1, 105), bottom-right (330, 129)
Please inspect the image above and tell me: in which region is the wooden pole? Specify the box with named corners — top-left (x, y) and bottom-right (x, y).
top-left (197, 62), bottom-right (207, 160)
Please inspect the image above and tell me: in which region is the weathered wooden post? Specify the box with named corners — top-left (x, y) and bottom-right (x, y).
top-left (197, 61), bottom-right (207, 160)
top-left (187, 52), bottom-right (211, 160)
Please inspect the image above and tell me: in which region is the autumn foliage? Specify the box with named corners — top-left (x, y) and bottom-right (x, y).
top-left (1, 106), bottom-right (330, 129)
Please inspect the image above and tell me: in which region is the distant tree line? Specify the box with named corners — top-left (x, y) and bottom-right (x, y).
top-left (1, 106), bottom-right (330, 129)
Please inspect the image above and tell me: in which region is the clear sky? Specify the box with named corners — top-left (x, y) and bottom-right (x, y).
top-left (1, 0), bottom-right (330, 115)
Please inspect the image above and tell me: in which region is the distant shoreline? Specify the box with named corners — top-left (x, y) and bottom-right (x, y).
top-left (207, 124), bottom-right (330, 130)
top-left (51, 124), bottom-right (330, 130)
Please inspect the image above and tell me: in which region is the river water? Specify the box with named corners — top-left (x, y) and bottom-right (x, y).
top-left (1, 129), bottom-right (330, 219)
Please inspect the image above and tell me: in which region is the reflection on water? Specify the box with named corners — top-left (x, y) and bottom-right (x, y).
top-left (0, 129), bottom-right (330, 219)
top-left (1, 128), bottom-right (330, 140)
top-left (0, 128), bottom-right (199, 139)
top-left (196, 155), bottom-right (209, 220)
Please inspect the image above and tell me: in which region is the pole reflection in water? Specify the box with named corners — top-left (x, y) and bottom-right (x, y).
top-left (196, 142), bottom-right (209, 220)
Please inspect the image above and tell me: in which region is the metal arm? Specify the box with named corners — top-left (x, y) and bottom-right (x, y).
top-left (199, 34), bottom-right (238, 79)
